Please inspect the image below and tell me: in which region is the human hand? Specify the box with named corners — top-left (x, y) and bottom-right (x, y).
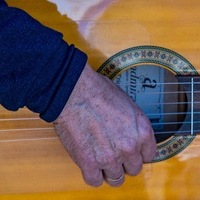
top-left (53, 63), bottom-right (157, 187)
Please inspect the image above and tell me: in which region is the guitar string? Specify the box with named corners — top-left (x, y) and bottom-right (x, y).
top-left (154, 130), bottom-right (199, 135)
top-left (0, 102), bottom-right (199, 123)
top-left (0, 125), bottom-right (199, 136)
top-left (0, 108), bottom-right (198, 133)
top-left (0, 124), bottom-right (198, 137)
top-left (114, 88), bottom-right (200, 95)
top-left (0, 99), bottom-right (198, 117)
top-left (149, 77), bottom-right (199, 136)
top-left (0, 137), bottom-right (58, 143)
top-left (0, 113), bottom-right (199, 124)
top-left (0, 126), bottom-right (194, 138)
top-left (151, 120), bottom-right (200, 126)
top-left (1, 102), bottom-right (200, 119)
top-left (123, 90), bottom-right (200, 95)
top-left (0, 81), bottom-right (200, 139)
top-left (0, 96), bottom-right (197, 126)
top-left (114, 81), bottom-right (200, 86)
top-left (1, 100), bottom-right (199, 112)
top-left (0, 112), bottom-right (199, 125)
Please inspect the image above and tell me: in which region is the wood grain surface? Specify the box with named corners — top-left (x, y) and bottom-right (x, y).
top-left (1, 0), bottom-right (200, 199)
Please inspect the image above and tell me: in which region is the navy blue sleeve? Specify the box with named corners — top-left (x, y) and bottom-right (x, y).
top-left (0, 1), bottom-right (87, 122)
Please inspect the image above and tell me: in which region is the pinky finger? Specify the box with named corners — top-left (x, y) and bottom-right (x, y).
top-left (81, 168), bottom-right (104, 187)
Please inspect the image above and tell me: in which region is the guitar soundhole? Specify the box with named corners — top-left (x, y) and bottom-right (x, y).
top-left (113, 65), bottom-right (187, 143)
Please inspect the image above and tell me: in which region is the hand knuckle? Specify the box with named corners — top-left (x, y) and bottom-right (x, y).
top-left (116, 137), bottom-right (136, 154)
top-left (96, 150), bottom-right (116, 167)
top-left (139, 123), bottom-right (154, 142)
top-left (122, 144), bottom-right (135, 155)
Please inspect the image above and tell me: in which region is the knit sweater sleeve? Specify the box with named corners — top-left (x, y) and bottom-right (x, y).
top-left (0, 1), bottom-right (87, 122)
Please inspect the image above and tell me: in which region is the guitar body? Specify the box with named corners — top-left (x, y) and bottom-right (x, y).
top-left (1, 0), bottom-right (200, 199)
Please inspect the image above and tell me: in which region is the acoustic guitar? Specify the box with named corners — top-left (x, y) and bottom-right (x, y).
top-left (1, 0), bottom-right (200, 200)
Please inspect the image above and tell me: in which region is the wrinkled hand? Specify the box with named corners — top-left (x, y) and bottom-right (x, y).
top-left (53, 64), bottom-right (157, 187)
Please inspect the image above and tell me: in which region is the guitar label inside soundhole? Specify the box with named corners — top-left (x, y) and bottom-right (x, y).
top-left (113, 65), bottom-right (186, 143)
